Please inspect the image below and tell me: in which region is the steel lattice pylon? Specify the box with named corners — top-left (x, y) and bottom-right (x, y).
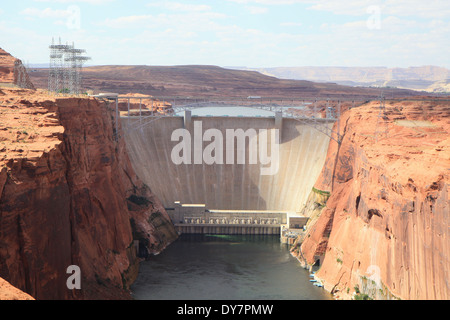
top-left (48, 38), bottom-right (90, 95)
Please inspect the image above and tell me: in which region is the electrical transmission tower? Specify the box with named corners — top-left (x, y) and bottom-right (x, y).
top-left (14, 60), bottom-right (27, 88)
top-left (65, 44), bottom-right (90, 95)
top-left (48, 38), bottom-right (90, 95)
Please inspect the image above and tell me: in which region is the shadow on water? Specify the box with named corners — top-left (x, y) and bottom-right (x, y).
top-left (131, 234), bottom-right (332, 300)
top-left (182, 233), bottom-right (281, 243)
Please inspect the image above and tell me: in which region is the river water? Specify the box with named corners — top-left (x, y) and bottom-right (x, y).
top-left (131, 234), bottom-right (331, 300)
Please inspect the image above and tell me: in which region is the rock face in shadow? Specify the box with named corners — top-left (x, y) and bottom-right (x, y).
top-left (292, 99), bottom-right (449, 300)
top-left (0, 88), bottom-right (177, 300)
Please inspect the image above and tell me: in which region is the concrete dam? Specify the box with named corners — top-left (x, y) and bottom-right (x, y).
top-left (121, 102), bottom-right (334, 234)
top-left (122, 110), bottom-right (333, 234)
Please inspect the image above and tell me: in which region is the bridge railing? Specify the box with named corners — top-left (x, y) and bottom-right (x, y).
top-left (94, 95), bottom-right (379, 145)
top-left (179, 216), bottom-right (281, 226)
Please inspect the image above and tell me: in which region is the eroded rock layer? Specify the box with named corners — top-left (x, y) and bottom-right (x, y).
top-left (292, 99), bottom-right (449, 300)
top-left (0, 88), bottom-right (177, 300)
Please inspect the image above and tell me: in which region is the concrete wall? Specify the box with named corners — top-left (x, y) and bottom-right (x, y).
top-left (175, 225), bottom-right (280, 235)
top-left (167, 207), bottom-right (287, 225)
top-left (122, 115), bottom-right (332, 212)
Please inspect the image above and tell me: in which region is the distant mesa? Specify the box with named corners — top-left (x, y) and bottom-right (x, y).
top-left (28, 64), bottom-right (425, 99)
top-left (233, 66), bottom-right (450, 93)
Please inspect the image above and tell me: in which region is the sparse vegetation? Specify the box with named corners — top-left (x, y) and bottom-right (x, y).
top-left (353, 284), bottom-right (373, 299)
top-left (354, 293), bottom-right (372, 300)
top-left (58, 88), bottom-right (70, 94)
top-left (312, 187), bottom-right (330, 196)
top-left (314, 201), bottom-right (325, 209)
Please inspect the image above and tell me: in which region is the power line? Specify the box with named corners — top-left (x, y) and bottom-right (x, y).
top-left (375, 94), bottom-right (389, 142)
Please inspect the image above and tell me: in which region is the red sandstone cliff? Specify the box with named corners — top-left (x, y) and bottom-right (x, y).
top-left (292, 99), bottom-right (449, 300)
top-left (0, 277), bottom-right (34, 300)
top-left (0, 48), bottom-right (35, 90)
top-left (0, 87), bottom-right (178, 300)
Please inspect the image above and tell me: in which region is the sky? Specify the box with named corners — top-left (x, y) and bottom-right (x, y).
top-left (0, 0), bottom-right (449, 68)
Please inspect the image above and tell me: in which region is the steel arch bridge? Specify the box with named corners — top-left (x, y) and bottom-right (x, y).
top-left (95, 95), bottom-right (366, 144)
top-left (165, 100), bottom-right (340, 143)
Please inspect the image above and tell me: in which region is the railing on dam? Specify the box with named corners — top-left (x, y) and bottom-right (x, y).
top-left (165, 202), bottom-right (290, 235)
top-left (182, 216), bottom-right (280, 225)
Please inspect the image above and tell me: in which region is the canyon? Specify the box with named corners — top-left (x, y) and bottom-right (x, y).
top-left (1, 47), bottom-right (449, 300)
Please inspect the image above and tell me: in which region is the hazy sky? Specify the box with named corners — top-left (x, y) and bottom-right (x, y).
top-left (1, 0), bottom-right (449, 68)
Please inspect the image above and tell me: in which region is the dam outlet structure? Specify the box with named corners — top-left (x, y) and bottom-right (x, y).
top-left (110, 96), bottom-right (339, 236)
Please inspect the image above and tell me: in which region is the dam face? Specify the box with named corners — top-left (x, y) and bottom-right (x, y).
top-left (122, 115), bottom-right (332, 213)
